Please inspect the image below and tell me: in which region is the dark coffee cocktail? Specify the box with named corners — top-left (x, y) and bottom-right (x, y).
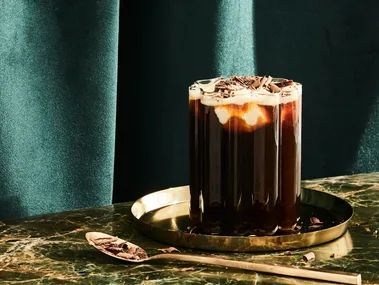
top-left (189, 76), bottom-right (302, 236)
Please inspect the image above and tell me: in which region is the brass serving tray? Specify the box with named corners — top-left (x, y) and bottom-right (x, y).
top-left (131, 186), bottom-right (353, 252)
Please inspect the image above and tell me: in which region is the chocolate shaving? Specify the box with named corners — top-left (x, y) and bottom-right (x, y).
top-left (308, 217), bottom-right (324, 230)
top-left (126, 245), bottom-right (137, 255)
top-left (259, 76), bottom-right (269, 88)
top-left (279, 224), bottom-right (302, 234)
top-left (158, 247), bottom-right (180, 253)
top-left (92, 236), bottom-right (118, 245)
top-left (303, 252), bottom-right (315, 262)
top-left (92, 236), bottom-right (148, 260)
top-left (265, 75), bottom-right (273, 85)
top-left (233, 76), bottom-right (246, 86)
top-left (209, 76), bottom-right (295, 98)
top-left (330, 253), bottom-right (335, 258)
top-left (308, 224), bottom-right (323, 230)
top-left (106, 243), bottom-right (126, 252)
top-left (116, 252), bottom-right (135, 259)
top-left (270, 83), bottom-right (281, 93)
top-left (275, 79), bottom-right (294, 88)
top-left (252, 77), bottom-right (261, 88)
top-left (309, 217), bottom-right (323, 225)
top-left (293, 224), bottom-right (302, 232)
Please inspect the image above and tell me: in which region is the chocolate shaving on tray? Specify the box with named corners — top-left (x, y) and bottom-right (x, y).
top-left (309, 217), bottom-right (323, 225)
top-left (303, 252), bottom-right (316, 262)
top-left (158, 247), bottom-right (180, 253)
top-left (308, 225), bottom-right (324, 230)
top-left (279, 224), bottom-right (302, 234)
top-left (308, 217), bottom-right (324, 230)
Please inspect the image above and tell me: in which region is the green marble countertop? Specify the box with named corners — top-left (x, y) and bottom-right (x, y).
top-left (1, 173), bottom-right (379, 284)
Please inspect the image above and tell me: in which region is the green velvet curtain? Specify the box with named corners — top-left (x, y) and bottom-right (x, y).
top-left (0, 1), bottom-right (119, 219)
top-left (2, 0), bottom-right (379, 219)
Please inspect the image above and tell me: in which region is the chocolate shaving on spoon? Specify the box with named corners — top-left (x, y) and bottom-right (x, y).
top-left (92, 236), bottom-right (148, 260)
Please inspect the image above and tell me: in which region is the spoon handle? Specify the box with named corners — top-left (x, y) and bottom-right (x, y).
top-left (148, 254), bottom-right (361, 285)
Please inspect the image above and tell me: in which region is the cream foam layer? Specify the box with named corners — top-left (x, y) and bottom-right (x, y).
top-left (281, 84), bottom-right (302, 104)
top-left (200, 93), bottom-right (280, 107)
top-left (189, 77), bottom-right (301, 105)
top-left (189, 77), bottom-right (220, 100)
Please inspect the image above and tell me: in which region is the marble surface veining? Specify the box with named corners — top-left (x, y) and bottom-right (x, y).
top-left (0, 173), bottom-right (379, 284)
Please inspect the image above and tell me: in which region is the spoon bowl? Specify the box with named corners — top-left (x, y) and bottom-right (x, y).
top-left (85, 231), bottom-right (361, 285)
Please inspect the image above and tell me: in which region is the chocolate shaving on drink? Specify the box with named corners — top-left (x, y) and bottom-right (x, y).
top-left (194, 76), bottom-right (296, 98)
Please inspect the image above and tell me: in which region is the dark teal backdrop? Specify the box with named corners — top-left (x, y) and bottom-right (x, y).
top-left (0, 1), bottom-right (119, 219)
top-left (114, 0), bottom-right (379, 202)
top-left (2, 1), bottom-right (379, 219)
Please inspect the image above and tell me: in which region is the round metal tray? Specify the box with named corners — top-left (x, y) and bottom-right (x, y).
top-left (131, 186), bottom-right (353, 252)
